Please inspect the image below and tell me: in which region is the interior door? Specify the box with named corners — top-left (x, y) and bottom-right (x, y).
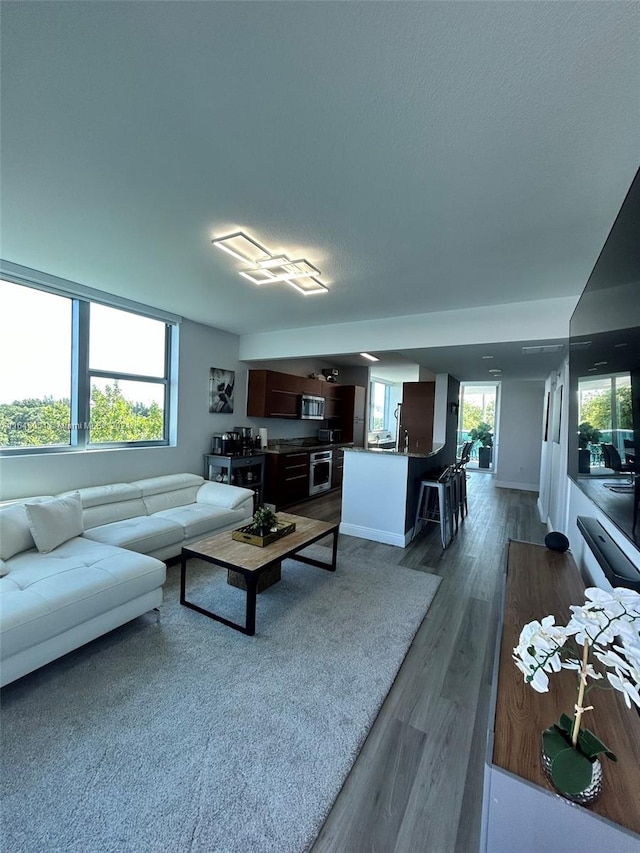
top-left (399, 382), bottom-right (435, 453)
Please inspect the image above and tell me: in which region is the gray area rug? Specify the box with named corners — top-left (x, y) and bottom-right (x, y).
top-left (1, 545), bottom-right (441, 853)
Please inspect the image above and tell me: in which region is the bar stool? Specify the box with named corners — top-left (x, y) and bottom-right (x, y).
top-left (413, 466), bottom-right (455, 548)
top-left (456, 441), bottom-right (472, 520)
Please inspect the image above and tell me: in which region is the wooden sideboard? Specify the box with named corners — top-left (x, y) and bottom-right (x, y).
top-left (481, 539), bottom-right (640, 852)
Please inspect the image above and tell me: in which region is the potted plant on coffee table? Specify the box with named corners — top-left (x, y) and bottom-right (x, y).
top-left (251, 505), bottom-right (278, 537)
top-left (469, 422), bottom-right (493, 468)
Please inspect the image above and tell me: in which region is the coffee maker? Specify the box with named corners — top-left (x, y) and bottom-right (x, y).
top-left (235, 426), bottom-right (254, 455)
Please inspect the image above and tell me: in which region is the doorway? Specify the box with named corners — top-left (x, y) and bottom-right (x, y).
top-left (458, 382), bottom-right (500, 472)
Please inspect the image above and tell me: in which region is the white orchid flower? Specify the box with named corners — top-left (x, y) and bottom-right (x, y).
top-left (607, 672), bottom-right (640, 710)
top-left (560, 659), bottom-right (602, 680)
top-left (513, 586), bottom-right (640, 719)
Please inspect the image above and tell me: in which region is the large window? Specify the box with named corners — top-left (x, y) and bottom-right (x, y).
top-left (0, 277), bottom-right (176, 452)
top-left (369, 380), bottom-right (389, 431)
top-left (0, 282), bottom-right (72, 447)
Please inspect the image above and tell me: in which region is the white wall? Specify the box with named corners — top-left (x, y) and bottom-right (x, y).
top-left (494, 379), bottom-right (545, 491)
top-left (0, 319), bottom-right (246, 499)
top-left (239, 296), bottom-right (576, 361)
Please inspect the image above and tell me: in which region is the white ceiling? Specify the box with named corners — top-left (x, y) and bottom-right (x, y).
top-left (1, 2), bottom-right (639, 379)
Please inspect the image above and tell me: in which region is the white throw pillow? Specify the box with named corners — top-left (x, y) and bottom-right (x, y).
top-left (0, 503), bottom-right (37, 560)
top-left (25, 492), bottom-right (84, 553)
top-left (0, 558), bottom-right (9, 577)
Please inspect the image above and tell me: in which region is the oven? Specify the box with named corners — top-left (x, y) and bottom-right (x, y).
top-left (309, 450), bottom-right (333, 496)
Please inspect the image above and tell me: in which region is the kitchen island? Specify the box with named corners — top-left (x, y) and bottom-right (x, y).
top-left (340, 444), bottom-right (445, 547)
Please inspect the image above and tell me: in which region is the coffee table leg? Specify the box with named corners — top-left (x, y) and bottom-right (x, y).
top-left (330, 527), bottom-right (338, 571)
top-left (245, 573), bottom-right (258, 636)
top-left (181, 550), bottom-right (259, 636)
top-left (180, 553), bottom-right (187, 603)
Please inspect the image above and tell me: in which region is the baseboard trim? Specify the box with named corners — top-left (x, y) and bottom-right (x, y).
top-left (339, 522), bottom-right (409, 548)
top-left (494, 480), bottom-right (539, 492)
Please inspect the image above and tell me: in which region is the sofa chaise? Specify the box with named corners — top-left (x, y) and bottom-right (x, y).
top-left (0, 472), bottom-right (254, 686)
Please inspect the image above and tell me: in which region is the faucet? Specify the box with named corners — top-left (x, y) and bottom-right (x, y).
top-left (404, 429), bottom-right (409, 452)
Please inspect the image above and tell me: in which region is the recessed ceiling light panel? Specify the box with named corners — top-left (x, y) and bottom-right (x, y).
top-left (360, 352), bottom-right (379, 362)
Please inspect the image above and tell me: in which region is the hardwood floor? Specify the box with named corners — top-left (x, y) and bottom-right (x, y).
top-left (287, 472), bottom-right (548, 853)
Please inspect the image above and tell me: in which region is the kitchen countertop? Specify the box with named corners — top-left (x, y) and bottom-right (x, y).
top-left (344, 443), bottom-right (444, 460)
top-left (262, 441), bottom-right (354, 455)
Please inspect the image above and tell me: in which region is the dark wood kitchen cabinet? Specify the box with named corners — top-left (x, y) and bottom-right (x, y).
top-left (264, 450), bottom-right (310, 509)
top-left (247, 370), bottom-right (304, 419)
top-left (339, 385), bottom-right (366, 447)
top-left (323, 382), bottom-right (342, 420)
top-left (331, 446), bottom-right (345, 489)
top-left (398, 381), bottom-right (435, 454)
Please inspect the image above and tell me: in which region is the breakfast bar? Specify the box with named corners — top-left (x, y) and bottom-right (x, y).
top-left (339, 444), bottom-right (445, 547)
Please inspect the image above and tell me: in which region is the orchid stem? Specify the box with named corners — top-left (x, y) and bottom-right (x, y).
top-left (571, 640), bottom-right (590, 747)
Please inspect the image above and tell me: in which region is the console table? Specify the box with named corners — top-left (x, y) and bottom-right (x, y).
top-left (203, 453), bottom-right (265, 509)
top-left (481, 540), bottom-right (640, 852)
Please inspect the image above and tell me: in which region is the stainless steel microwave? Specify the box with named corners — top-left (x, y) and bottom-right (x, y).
top-left (300, 394), bottom-right (325, 420)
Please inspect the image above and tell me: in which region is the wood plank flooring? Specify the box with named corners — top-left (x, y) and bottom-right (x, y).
top-left (286, 472), bottom-right (548, 853)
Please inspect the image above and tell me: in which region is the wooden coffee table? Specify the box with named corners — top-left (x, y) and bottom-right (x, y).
top-left (179, 513), bottom-right (338, 635)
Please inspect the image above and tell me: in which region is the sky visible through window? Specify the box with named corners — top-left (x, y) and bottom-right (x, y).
top-left (0, 280), bottom-right (164, 406)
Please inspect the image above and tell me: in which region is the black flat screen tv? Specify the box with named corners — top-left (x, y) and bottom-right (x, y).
top-left (567, 167), bottom-right (639, 551)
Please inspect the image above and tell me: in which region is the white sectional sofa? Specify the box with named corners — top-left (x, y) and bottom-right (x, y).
top-left (0, 473), bottom-right (254, 686)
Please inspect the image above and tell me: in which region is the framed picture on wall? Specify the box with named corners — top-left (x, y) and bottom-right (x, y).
top-left (552, 385), bottom-right (563, 444)
top-left (209, 367), bottom-right (235, 413)
top-left (543, 391), bottom-right (551, 441)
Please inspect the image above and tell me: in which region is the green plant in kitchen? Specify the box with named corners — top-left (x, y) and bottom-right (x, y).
top-left (469, 421), bottom-right (493, 448)
top-left (469, 421), bottom-right (493, 468)
top-left (251, 505), bottom-right (278, 536)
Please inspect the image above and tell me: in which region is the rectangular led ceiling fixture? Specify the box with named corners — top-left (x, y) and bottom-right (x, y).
top-left (287, 276), bottom-right (328, 295)
top-left (211, 232), bottom-right (270, 264)
top-left (212, 229), bottom-right (327, 295)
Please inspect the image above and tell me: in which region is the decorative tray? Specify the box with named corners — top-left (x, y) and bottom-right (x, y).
top-left (231, 520), bottom-right (296, 547)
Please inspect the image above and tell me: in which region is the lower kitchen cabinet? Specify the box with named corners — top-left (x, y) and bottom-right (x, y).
top-left (331, 447), bottom-right (344, 489)
top-left (264, 451), bottom-right (310, 509)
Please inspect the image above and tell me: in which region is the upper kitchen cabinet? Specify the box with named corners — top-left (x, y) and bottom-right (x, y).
top-left (323, 382), bottom-right (342, 419)
top-left (247, 370), bottom-right (304, 419)
top-left (398, 381), bottom-right (435, 453)
top-left (340, 385), bottom-right (366, 446)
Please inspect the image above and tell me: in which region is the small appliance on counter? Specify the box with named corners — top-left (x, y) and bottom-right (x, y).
top-left (318, 428), bottom-right (342, 443)
top-left (234, 426), bottom-right (255, 455)
top-left (321, 368), bottom-right (339, 382)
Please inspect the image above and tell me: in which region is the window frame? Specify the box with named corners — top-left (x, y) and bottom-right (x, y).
top-left (0, 269), bottom-right (178, 455)
top-left (369, 379), bottom-right (393, 432)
